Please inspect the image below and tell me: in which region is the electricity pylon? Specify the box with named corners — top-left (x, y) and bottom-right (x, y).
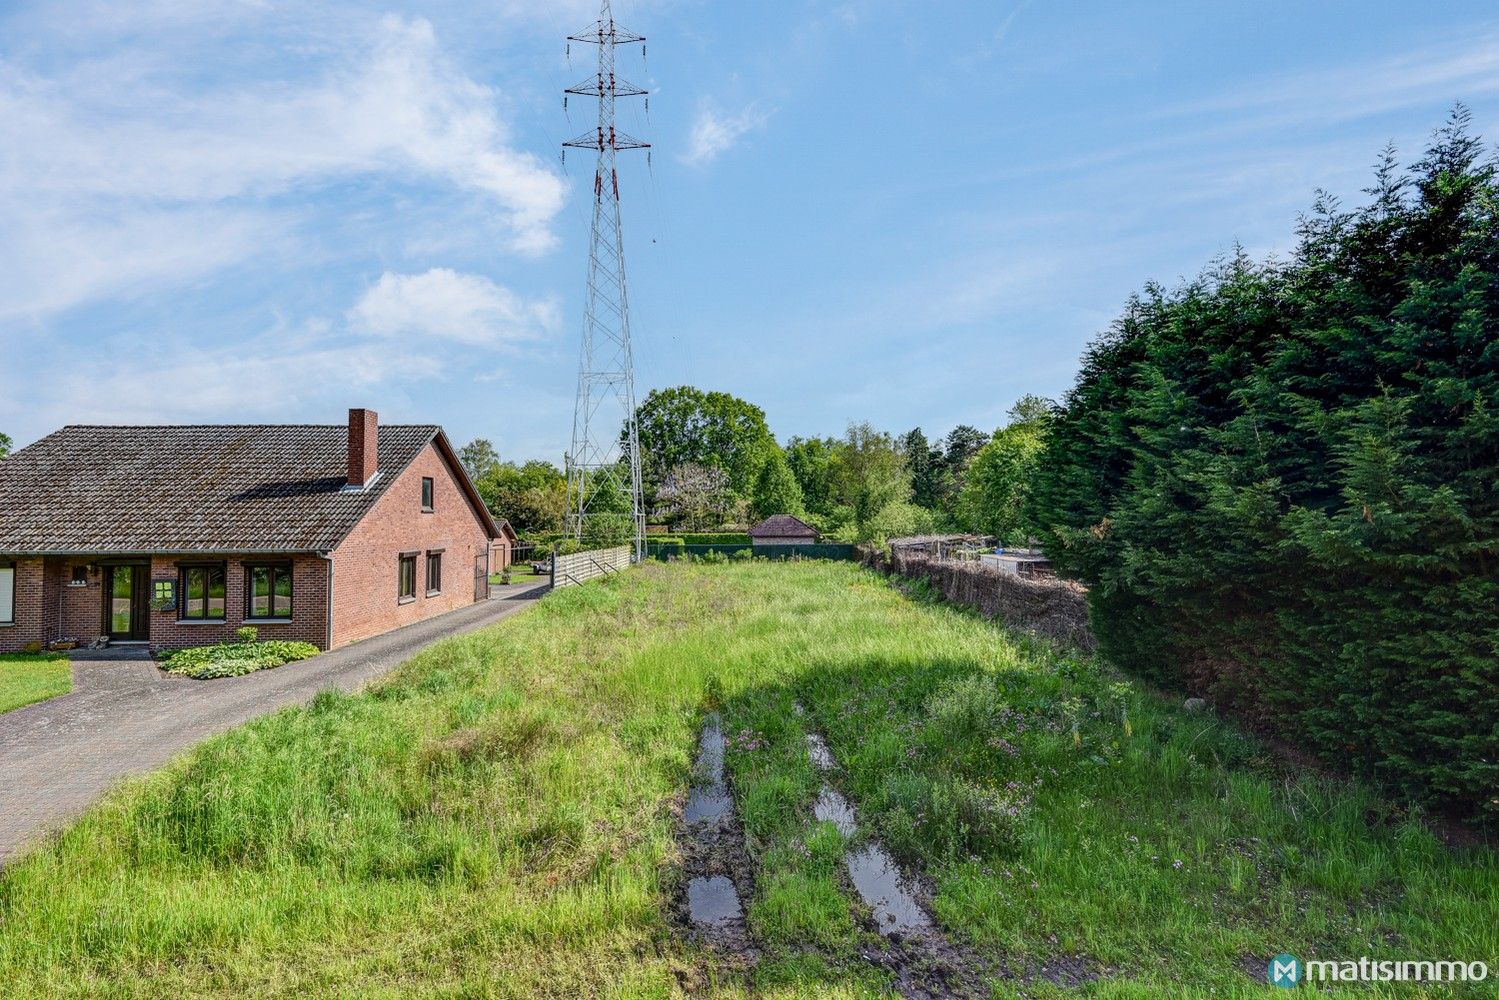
top-left (562, 0), bottom-right (649, 561)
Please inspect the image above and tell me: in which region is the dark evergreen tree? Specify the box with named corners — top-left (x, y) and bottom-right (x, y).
top-left (1030, 109), bottom-right (1499, 819)
top-left (899, 427), bottom-right (943, 509)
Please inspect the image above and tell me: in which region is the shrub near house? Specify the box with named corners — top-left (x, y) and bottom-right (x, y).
top-left (160, 626), bottom-right (320, 680)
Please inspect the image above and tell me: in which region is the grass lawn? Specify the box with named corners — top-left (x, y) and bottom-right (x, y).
top-left (0, 562), bottom-right (1492, 997)
top-left (0, 653), bottom-right (71, 714)
top-left (492, 564), bottom-right (548, 586)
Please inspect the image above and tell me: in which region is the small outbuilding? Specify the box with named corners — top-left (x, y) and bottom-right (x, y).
top-left (748, 514), bottom-right (819, 548)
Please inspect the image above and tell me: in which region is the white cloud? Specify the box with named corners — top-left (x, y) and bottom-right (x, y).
top-left (1157, 32), bottom-right (1499, 132)
top-left (0, 13), bottom-right (566, 322)
top-left (348, 268), bottom-right (560, 346)
top-left (0, 321), bottom-right (440, 433)
top-left (0, 266), bottom-right (555, 435)
top-left (683, 100), bottom-right (773, 166)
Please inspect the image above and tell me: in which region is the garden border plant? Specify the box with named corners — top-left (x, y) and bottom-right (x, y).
top-left (159, 627), bottom-right (320, 680)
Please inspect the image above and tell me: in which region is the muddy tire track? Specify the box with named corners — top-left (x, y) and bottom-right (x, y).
top-left (801, 724), bottom-right (1002, 998)
top-left (672, 712), bottom-right (760, 979)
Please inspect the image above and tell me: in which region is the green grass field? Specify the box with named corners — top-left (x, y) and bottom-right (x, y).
top-left (0, 563), bottom-right (1492, 997)
top-left (0, 653), bottom-right (71, 714)
top-left (492, 563), bottom-right (548, 586)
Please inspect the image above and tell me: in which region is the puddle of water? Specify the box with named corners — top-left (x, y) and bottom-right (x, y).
top-left (687, 875), bottom-right (744, 925)
top-left (685, 713), bottom-right (730, 824)
top-left (685, 787), bottom-right (731, 823)
top-left (812, 786), bottom-right (859, 837)
top-left (846, 843), bottom-right (931, 935)
top-left (806, 732), bottom-right (837, 771)
top-left (696, 713), bottom-right (726, 784)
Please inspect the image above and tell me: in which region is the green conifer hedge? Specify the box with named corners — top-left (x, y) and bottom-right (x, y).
top-left (1031, 109), bottom-right (1499, 819)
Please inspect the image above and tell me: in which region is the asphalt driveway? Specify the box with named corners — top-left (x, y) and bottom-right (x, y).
top-left (0, 581), bottom-right (548, 865)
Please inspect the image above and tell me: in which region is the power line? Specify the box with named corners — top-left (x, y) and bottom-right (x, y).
top-left (561, 0), bottom-right (650, 561)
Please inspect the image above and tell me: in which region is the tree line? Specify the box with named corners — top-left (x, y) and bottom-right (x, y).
top-left (460, 385), bottom-right (1053, 545)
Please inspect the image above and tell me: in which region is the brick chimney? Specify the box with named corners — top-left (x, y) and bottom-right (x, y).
top-left (347, 408), bottom-right (379, 488)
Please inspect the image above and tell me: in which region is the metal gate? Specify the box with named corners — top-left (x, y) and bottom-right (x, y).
top-left (474, 553), bottom-right (490, 601)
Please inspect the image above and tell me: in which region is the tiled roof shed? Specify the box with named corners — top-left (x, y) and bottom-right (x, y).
top-left (748, 514), bottom-right (819, 540)
top-left (0, 424), bottom-right (498, 554)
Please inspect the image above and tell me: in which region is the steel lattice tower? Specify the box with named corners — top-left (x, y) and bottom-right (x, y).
top-left (562, 0), bottom-right (649, 560)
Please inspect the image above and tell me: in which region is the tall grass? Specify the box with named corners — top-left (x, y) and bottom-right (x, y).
top-left (0, 563), bottom-right (1492, 998)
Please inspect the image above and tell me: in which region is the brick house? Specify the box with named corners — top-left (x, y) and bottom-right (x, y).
top-left (0, 409), bottom-right (502, 653)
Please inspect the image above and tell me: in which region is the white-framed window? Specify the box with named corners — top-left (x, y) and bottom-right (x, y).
top-left (0, 561), bottom-right (15, 626)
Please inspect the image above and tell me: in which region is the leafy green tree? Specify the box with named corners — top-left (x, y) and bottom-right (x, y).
top-left (830, 421), bottom-right (912, 532)
top-left (654, 462), bottom-right (733, 530)
top-left (476, 460), bottom-right (567, 534)
top-left (578, 472), bottom-right (634, 546)
top-left (633, 387), bottom-right (777, 501)
top-left (750, 450), bottom-right (805, 521)
top-left (0, 431), bottom-right (10, 459)
top-left (860, 500), bottom-right (937, 544)
top-left (785, 436), bottom-right (837, 516)
top-left (956, 401), bottom-right (1050, 542)
top-left (458, 438), bottom-right (500, 481)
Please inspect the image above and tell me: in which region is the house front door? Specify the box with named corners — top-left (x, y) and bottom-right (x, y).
top-left (105, 564), bottom-right (150, 642)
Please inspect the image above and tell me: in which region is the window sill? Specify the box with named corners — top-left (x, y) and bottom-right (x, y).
top-left (175, 619), bottom-right (228, 625)
top-left (421, 508), bottom-right (435, 514)
top-left (244, 618), bottom-right (292, 624)
top-left (426, 590), bottom-right (441, 598)
top-left (398, 596), bottom-right (416, 605)
top-left (0, 622), bottom-right (14, 629)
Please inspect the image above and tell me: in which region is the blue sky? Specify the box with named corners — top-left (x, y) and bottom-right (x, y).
top-left (2, 1), bottom-right (1497, 460)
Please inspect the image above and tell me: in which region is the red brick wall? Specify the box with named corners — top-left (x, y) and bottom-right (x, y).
top-left (329, 442), bottom-right (492, 648)
top-left (146, 554), bottom-right (330, 650)
top-left (0, 557), bottom-right (48, 653)
top-left (0, 555), bottom-right (330, 653)
top-left (53, 558), bottom-right (104, 642)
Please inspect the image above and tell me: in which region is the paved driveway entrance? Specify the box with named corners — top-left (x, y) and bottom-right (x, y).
top-left (0, 582), bottom-right (547, 864)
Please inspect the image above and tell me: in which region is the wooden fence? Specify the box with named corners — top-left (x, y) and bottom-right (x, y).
top-left (551, 545), bottom-right (631, 588)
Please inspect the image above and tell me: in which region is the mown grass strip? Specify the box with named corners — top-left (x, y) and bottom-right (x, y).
top-left (0, 653), bottom-right (71, 714)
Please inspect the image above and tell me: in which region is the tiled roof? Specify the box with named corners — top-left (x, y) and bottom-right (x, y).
top-left (0, 424), bottom-right (444, 554)
top-left (748, 514), bottom-right (819, 538)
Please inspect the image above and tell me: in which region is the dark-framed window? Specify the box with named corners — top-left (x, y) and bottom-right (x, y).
top-left (398, 553), bottom-right (418, 602)
top-left (178, 563), bottom-right (227, 621)
top-left (0, 560), bottom-right (15, 626)
top-left (246, 562), bottom-right (293, 620)
top-left (421, 477), bottom-right (435, 511)
top-left (426, 551), bottom-right (443, 595)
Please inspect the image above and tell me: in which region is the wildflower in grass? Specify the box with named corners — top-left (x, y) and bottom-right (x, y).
top-left (987, 736), bottom-right (1020, 756)
top-left (1173, 859), bottom-right (1184, 870)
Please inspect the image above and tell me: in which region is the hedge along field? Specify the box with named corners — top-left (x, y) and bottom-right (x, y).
top-left (0, 563), bottom-right (1493, 998)
top-left (1029, 109), bottom-right (1499, 822)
